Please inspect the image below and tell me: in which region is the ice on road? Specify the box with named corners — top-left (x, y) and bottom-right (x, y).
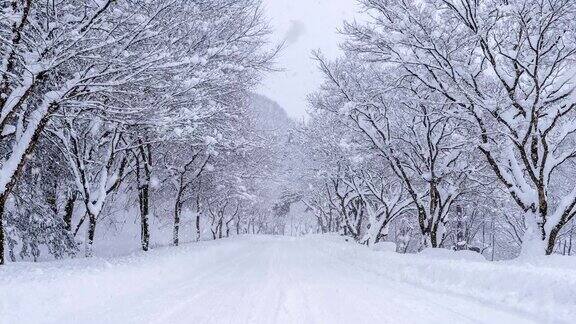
top-left (0, 236), bottom-right (559, 324)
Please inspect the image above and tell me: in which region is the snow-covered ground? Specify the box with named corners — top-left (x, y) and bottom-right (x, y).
top-left (1, 235), bottom-right (574, 324)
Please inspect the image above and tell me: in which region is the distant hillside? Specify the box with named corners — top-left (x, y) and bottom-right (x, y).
top-left (249, 94), bottom-right (294, 132)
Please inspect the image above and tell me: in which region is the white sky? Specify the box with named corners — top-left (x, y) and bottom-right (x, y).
top-left (257, 0), bottom-right (360, 120)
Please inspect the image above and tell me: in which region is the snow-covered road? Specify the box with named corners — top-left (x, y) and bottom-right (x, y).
top-left (0, 236), bottom-right (567, 324)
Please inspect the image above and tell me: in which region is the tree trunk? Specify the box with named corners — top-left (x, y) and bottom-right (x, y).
top-left (546, 226), bottom-right (561, 256)
top-left (137, 142), bottom-right (152, 251)
top-left (85, 213), bottom-right (97, 257)
top-left (195, 191), bottom-right (201, 241)
top-left (0, 193), bottom-right (6, 265)
top-left (520, 211), bottom-right (547, 258)
top-left (218, 218), bottom-right (223, 239)
top-left (63, 192), bottom-right (76, 232)
top-left (173, 182), bottom-right (184, 246)
top-left (173, 205), bottom-right (181, 246)
top-left (195, 211), bottom-right (201, 242)
top-left (429, 227), bottom-right (439, 248)
top-left (139, 184), bottom-right (150, 251)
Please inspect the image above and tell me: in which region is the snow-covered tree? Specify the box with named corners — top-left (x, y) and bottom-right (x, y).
top-left (310, 54), bottom-right (474, 248)
top-left (0, 0), bottom-right (275, 263)
top-left (345, 0), bottom-right (576, 255)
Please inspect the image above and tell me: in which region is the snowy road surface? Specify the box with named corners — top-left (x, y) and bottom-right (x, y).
top-left (0, 236), bottom-right (569, 324)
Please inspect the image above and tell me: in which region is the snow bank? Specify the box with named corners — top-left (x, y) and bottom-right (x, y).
top-left (371, 241), bottom-right (397, 252)
top-left (0, 238), bottom-right (251, 323)
top-left (418, 247), bottom-right (486, 261)
top-left (325, 237), bottom-right (576, 323)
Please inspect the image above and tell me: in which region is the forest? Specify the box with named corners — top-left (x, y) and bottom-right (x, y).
top-left (1, 1), bottom-right (576, 323)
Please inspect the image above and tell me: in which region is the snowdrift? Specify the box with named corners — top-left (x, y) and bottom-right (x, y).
top-left (335, 236), bottom-right (576, 323)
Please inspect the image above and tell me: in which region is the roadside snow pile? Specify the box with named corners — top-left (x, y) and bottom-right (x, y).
top-left (345, 240), bottom-right (576, 323)
top-left (418, 247), bottom-right (486, 261)
top-left (0, 238), bottom-right (252, 324)
top-left (371, 241), bottom-right (397, 252)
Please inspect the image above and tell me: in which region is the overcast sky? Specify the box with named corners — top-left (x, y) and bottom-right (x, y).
top-left (257, 0), bottom-right (360, 120)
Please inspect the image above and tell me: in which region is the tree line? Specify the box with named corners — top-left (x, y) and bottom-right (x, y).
top-left (290, 0), bottom-right (576, 259)
top-left (0, 0), bottom-right (286, 264)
